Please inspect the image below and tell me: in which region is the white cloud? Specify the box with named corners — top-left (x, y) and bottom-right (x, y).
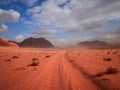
top-left (14, 35), bottom-right (25, 42)
top-left (28, 0), bottom-right (76, 28)
top-left (91, 29), bottom-right (120, 44)
top-left (21, 0), bottom-right (38, 7)
top-left (0, 8), bottom-right (20, 34)
top-left (0, 24), bottom-right (8, 33)
top-left (27, 6), bottom-right (41, 14)
top-left (25, 0), bottom-right (120, 46)
top-left (32, 27), bottom-right (56, 36)
top-left (102, 34), bottom-right (120, 44)
top-left (26, 1), bottom-right (120, 46)
top-left (27, 0), bottom-right (120, 29)
top-left (82, 22), bottom-right (108, 31)
top-left (0, 9), bottom-right (20, 22)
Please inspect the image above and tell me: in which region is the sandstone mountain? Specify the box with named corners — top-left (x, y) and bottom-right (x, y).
top-left (77, 40), bottom-right (120, 49)
top-left (19, 37), bottom-right (54, 48)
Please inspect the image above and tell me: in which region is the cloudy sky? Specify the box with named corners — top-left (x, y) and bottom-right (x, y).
top-left (0, 0), bottom-right (120, 46)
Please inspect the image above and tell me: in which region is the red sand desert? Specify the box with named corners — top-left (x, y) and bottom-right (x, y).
top-left (0, 47), bottom-right (120, 90)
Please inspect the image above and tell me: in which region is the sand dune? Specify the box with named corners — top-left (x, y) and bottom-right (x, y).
top-left (0, 47), bottom-right (120, 90)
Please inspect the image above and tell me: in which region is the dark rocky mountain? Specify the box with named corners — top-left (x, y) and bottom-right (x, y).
top-left (0, 38), bottom-right (19, 47)
top-left (110, 43), bottom-right (120, 49)
top-left (77, 40), bottom-right (119, 49)
top-left (19, 37), bottom-right (54, 48)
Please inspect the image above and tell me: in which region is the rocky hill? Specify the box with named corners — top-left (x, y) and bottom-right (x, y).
top-left (77, 40), bottom-right (116, 49)
top-left (19, 37), bottom-right (54, 48)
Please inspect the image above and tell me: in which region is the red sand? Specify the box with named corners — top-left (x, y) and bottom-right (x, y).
top-left (0, 47), bottom-right (120, 90)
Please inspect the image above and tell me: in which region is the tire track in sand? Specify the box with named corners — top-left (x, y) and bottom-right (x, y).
top-left (9, 51), bottom-right (101, 90)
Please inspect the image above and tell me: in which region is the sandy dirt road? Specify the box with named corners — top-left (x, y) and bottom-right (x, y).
top-left (25, 51), bottom-right (100, 90)
top-left (0, 48), bottom-right (101, 90)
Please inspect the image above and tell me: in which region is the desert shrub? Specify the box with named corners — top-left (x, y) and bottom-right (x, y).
top-left (12, 56), bottom-right (19, 59)
top-left (46, 55), bottom-right (50, 58)
top-left (113, 51), bottom-right (119, 54)
top-left (93, 67), bottom-right (118, 77)
top-left (70, 59), bottom-right (75, 62)
top-left (5, 59), bottom-right (11, 62)
top-left (94, 72), bottom-right (104, 77)
top-left (103, 58), bottom-right (111, 61)
top-left (28, 61), bottom-right (39, 66)
top-left (107, 51), bottom-right (110, 54)
top-left (32, 58), bottom-right (38, 61)
top-left (104, 67), bottom-right (118, 74)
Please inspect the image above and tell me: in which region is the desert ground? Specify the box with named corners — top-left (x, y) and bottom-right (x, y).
top-left (0, 47), bottom-right (120, 90)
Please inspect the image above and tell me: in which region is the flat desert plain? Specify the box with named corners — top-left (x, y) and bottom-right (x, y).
top-left (0, 47), bottom-right (120, 90)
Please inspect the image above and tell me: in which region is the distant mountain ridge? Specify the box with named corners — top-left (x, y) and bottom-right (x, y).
top-left (77, 40), bottom-right (120, 49)
top-left (8, 38), bottom-right (120, 49)
top-left (18, 37), bottom-right (54, 48)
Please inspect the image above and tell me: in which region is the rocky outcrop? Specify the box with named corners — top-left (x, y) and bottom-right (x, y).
top-left (0, 38), bottom-right (19, 47)
top-left (77, 40), bottom-right (109, 49)
top-left (19, 37), bottom-right (54, 48)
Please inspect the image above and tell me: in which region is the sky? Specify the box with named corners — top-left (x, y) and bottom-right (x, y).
top-left (0, 0), bottom-right (120, 47)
